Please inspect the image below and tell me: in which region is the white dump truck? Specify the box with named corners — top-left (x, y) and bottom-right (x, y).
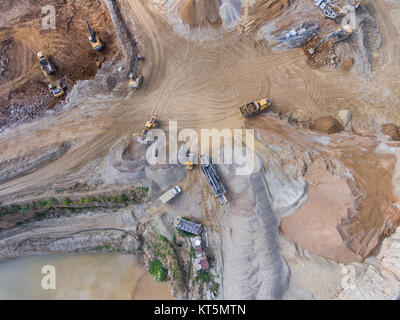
top-left (160, 186), bottom-right (182, 204)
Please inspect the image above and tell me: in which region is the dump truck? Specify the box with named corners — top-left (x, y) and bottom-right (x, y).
top-left (160, 186), bottom-right (182, 204)
top-left (238, 98), bottom-right (271, 118)
top-left (308, 25), bottom-right (353, 55)
top-left (37, 51), bottom-right (55, 75)
top-left (129, 56), bottom-right (144, 89)
top-left (200, 155), bottom-right (228, 205)
top-left (84, 19), bottom-right (103, 51)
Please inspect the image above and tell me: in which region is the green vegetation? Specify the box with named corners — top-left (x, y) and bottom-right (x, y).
top-left (198, 270), bottom-right (212, 282)
top-left (0, 187), bottom-right (150, 227)
top-left (149, 259), bottom-right (168, 282)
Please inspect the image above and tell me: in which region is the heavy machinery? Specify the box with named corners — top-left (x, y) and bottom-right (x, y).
top-left (129, 56), bottom-right (144, 89)
top-left (238, 98), bottom-right (271, 118)
top-left (200, 154), bottom-right (228, 206)
top-left (185, 152), bottom-right (194, 170)
top-left (315, 0), bottom-right (361, 19)
top-left (308, 24), bottom-right (353, 54)
top-left (37, 51), bottom-right (55, 75)
top-left (145, 116), bottom-right (159, 130)
top-left (42, 71), bottom-right (64, 98)
top-left (277, 22), bottom-right (319, 45)
top-left (138, 116), bottom-right (159, 144)
top-left (160, 186), bottom-right (182, 204)
top-left (314, 0), bottom-right (341, 19)
top-left (84, 19), bottom-right (103, 51)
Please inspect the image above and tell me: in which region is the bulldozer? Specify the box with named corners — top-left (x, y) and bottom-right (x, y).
top-left (308, 24), bottom-right (353, 55)
top-left (37, 51), bottom-right (55, 75)
top-left (84, 19), bottom-right (103, 51)
top-left (42, 71), bottom-right (64, 98)
top-left (129, 56), bottom-right (144, 89)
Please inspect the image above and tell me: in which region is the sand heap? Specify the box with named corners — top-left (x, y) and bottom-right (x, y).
top-left (179, 0), bottom-right (221, 28)
top-left (311, 116), bottom-right (343, 134)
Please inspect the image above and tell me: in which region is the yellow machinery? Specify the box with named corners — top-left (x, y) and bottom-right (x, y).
top-left (43, 70), bottom-right (64, 98)
top-left (308, 25), bottom-right (353, 55)
top-left (84, 19), bottom-right (103, 51)
top-left (238, 98), bottom-right (271, 118)
top-left (185, 152), bottom-right (194, 170)
top-left (145, 116), bottom-right (159, 130)
top-left (129, 56), bottom-right (144, 89)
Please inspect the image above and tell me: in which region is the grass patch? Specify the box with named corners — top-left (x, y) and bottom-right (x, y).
top-left (149, 259), bottom-right (168, 282)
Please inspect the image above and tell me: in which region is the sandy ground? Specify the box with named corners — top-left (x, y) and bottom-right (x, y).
top-left (0, 0), bottom-right (400, 299)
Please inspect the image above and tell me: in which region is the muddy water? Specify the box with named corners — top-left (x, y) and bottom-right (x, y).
top-left (0, 254), bottom-right (172, 300)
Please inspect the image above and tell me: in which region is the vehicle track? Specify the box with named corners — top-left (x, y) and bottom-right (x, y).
top-left (0, 0), bottom-right (399, 199)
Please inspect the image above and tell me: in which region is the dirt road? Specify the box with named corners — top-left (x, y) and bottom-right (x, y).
top-left (0, 0), bottom-right (399, 201)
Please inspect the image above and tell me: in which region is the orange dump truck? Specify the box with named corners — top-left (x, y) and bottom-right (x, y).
top-left (238, 98), bottom-right (271, 118)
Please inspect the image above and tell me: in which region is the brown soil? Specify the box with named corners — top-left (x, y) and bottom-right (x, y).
top-left (382, 123), bottom-right (400, 141)
top-left (303, 36), bottom-right (335, 68)
top-left (179, 0), bottom-right (221, 28)
top-left (311, 116), bottom-right (343, 134)
top-left (0, 0), bottom-right (120, 130)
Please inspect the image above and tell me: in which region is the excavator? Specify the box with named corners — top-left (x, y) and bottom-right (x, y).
top-left (42, 71), bottom-right (64, 98)
top-left (37, 51), bottom-right (55, 75)
top-left (308, 24), bottom-right (353, 55)
top-left (84, 19), bottom-right (103, 51)
top-left (129, 56), bottom-right (144, 89)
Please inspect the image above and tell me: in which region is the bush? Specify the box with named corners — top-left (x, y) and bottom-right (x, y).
top-left (84, 197), bottom-right (94, 205)
top-left (20, 204), bottom-right (30, 212)
top-left (62, 198), bottom-right (71, 206)
top-left (149, 260), bottom-right (168, 282)
top-left (117, 194), bottom-right (128, 203)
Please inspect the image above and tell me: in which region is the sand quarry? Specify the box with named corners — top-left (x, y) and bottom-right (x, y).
top-left (0, 0), bottom-right (400, 299)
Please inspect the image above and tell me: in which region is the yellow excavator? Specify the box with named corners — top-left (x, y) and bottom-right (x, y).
top-left (42, 70), bottom-right (64, 98)
top-left (129, 56), bottom-right (144, 89)
top-left (84, 19), bottom-right (103, 51)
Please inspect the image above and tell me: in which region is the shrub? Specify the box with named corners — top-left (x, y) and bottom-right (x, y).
top-left (149, 260), bottom-right (168, 282)
top-left (62, 198), bottom-right (71, 206)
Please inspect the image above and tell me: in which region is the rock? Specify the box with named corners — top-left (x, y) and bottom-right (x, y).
top-left (382, 123), bottom-right (400, 141)
top-left (311, 116), bottom-right (344, 134)
top-left (337, 109), bottom-right (352, 128)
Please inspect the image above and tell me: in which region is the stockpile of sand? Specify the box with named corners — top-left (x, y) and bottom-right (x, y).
top-left (311, 116), bottom-right (343, 134)
top-left (239, 0), bottom-right (290, 34)
top-left (179, 0), bottom-right (221, 28)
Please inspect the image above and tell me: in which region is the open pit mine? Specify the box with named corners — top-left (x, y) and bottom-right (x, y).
top-left (1, 0), bottom-right (400, 302)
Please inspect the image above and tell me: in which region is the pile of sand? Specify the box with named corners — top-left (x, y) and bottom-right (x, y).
top-left (383, 123), bottom-right (400, 141)
top-left (179, 0), bottom-right (221, 28)
top-left (311, 116), bottom-right (343, 134)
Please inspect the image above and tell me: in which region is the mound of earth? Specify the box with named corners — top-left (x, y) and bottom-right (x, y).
top-left (383, 123), bottom-right (400, 141)
top-left (311, 116), bottom-right (343, 134)
top-left (179, 0), bottom-right (221, 28)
